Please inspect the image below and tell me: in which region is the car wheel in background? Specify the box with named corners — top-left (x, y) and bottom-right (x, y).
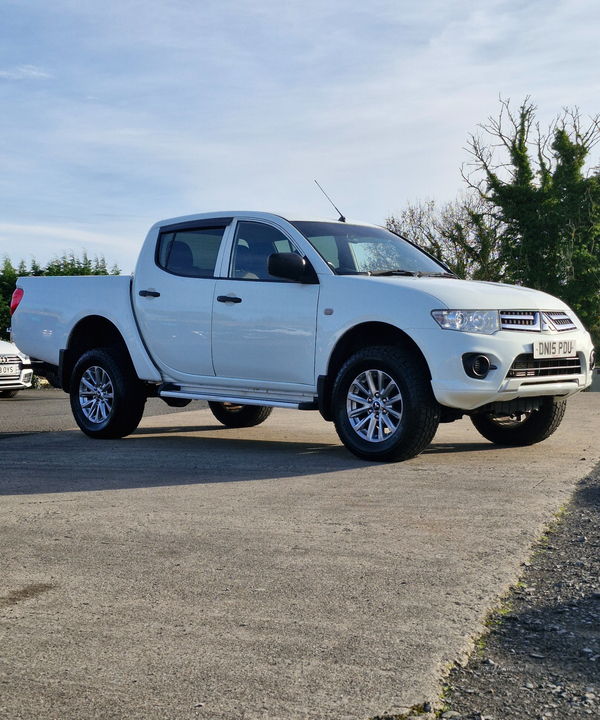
top-left (0, 389), bottom-right (19, 399)
top-left (470, 400), bottom-right (567, 446)
top-left (208, 402), bottom-right (273, 428)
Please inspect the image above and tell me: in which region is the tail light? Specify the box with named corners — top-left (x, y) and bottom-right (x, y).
top-left (10, 288), bottom-right (24, 316)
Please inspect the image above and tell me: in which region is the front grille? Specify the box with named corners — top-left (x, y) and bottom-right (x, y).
top-left (500, 311), bottom-right (540, 331)
top-left (500, 310), bottom-right (576, 332)
top-left (507, 353), bottom-right (581, 378)
top-left (0, 355), bottom-right (21, 379)
top-left (542, 311), bottom-right (577, 332)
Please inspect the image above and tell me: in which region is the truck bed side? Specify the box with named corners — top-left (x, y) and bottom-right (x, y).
top-left (12, 276), bottom-right (162, 382)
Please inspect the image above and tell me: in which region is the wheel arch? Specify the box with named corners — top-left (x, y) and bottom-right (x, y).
top-left (318, 321), bottom-right (432, 421)
top-left (61, 315), bottom-right (133, 391)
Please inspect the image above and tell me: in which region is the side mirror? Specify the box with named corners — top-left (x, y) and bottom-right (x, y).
top-left (268, 253), bottom-right (318, 284)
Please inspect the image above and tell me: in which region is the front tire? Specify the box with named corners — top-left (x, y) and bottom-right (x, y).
top-left (70, 348), bottom-right (146, 439)
top-left (0, 389), bottom-right (19, 399)
top-left (208, 402), bottom-right (273, 428)
top-left (332, 346), bottom-right (440, 462)
top-left (471, 400), bottom-right (567, 446)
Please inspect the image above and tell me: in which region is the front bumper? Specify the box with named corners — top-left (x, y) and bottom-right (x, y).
top-left (0, 365), bottom-right (34, 392)
top-left (410, 327), bottom-right (594, 411)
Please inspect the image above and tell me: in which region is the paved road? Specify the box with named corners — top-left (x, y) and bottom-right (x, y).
top-left (1, 390), bottom-right (599, 719)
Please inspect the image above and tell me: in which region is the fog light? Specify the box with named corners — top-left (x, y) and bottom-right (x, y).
top-left (463, 354), bottom-right (492, 379)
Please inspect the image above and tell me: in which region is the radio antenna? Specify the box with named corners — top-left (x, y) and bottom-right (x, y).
top-left (314, 180), bottom-right (346, 222)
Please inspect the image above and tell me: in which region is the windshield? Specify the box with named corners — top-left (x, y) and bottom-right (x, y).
top-left (290, 221), bottom-right (447, 275)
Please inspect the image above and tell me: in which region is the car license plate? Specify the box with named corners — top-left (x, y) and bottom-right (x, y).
top-left (533, 339), bottom-right (577, 359)
top-left (0, 363), bottom-right (20, 376)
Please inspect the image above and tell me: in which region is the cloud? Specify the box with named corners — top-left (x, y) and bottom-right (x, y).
top-left (0, 65), bottom-right (51, 80)
top-left (1, 0), bottom-right (600, 272)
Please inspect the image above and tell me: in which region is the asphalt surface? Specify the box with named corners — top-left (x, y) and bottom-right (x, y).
top-left (1, 389), bottom-right (600, 719)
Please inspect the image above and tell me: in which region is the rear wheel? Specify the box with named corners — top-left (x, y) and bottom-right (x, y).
top-left (208, 402), bottom-right (273, 428)
top-left (70, 348), bottom-right (146, 439)
top-left (45, 370), bottom-right (61, 388)
top-left (332, 346), bottom-right (440, 462)
top-left (470, 400), bottom-right (567, 446)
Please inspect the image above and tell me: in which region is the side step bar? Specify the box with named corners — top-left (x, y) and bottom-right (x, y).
top-left (158, 383), bottom-right (318, 411)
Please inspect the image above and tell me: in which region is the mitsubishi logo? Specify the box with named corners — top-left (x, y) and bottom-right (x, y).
top-left (541, 312), bottom-right (558, 332)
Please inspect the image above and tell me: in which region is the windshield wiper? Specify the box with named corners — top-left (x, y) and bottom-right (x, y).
top-left (417, 271), bottom-right (458, 278)
top-left (369, 269), bottom-right (419, 277)
top-left (343, 269), bottom-right (459, 278)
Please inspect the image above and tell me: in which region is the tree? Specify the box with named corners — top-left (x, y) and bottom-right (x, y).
top-left (389, 97), bottom-right (600, 348)
top-left (386, 193), bottom-right (504, 282)
top-left (464, 97), bottom-right (600, 340)
top-left (0, 251), bottom-right (120, 341)
top-left (0, 257), bottom-right (18, 341)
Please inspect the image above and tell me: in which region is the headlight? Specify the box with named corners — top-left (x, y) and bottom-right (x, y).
top-left (431, 309), bottom-right (500, 335)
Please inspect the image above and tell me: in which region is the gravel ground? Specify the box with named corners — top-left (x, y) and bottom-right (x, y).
top-left (394, 462), bottom-right (600, 720)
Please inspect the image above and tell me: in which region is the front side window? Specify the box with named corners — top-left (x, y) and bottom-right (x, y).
top-left (291, 221), bottom-right (446, 275)
top-left (157, 226), bottom-right (226, 278)
top-left (230, 221), bottom-right (300, 280)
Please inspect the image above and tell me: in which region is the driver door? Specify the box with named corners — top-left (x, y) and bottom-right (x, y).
top-left (211, 220), bottom-right (320, 386)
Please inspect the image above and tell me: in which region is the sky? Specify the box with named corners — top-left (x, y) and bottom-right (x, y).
top-left (1, 0), bottom-right (600, 274)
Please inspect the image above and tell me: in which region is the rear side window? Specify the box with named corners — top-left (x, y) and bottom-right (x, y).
top-left (157, 227), bottom-right (226, 278)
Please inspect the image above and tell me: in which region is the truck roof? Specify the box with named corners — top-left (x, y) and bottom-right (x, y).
top-left (149, 211), bottom-right (377, 231)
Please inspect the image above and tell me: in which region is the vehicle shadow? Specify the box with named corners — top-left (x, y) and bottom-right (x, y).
top-left (1, 428), bottom-right (362, 496)
top-left (2, 423), bottom-right (500, 497)
top-left (424, 441), bottom-right (500, 454)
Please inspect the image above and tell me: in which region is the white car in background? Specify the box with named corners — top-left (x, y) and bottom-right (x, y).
top-left (0, 338), bottom-right (33, 398)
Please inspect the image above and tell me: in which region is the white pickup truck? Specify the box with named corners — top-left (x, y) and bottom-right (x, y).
top-left (10, 211), bottom-right (595, 461)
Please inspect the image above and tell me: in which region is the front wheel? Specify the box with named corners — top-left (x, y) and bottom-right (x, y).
top-left (0, 389), bottom-right (19, 399)
top-left (70, 348), bottom-right (146, 439)
top-left (208, 402), bottom-right (273, 428)
top-left (471, 400), bottom-right (567, 446)
top-left (332, 346), bottom-right (440, 462)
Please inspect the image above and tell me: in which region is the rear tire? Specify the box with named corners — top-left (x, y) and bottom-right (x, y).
top-left (45, 371), bottom-right (61, 388)
top-left (208, 402), bottom-right (273, 428)
top-left (70, 348), bottom-right (146, 439)
top-left (471, 400), bottom-right (567, 446)
top-left (332, 346), bottom-right (440, 462)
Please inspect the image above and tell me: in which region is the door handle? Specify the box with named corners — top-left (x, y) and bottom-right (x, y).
top-left (139, 290), bottom-right (161, 298)
top-left (217, 295), bottom-right (242, 304)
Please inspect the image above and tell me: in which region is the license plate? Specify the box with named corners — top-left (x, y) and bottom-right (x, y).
top-left (0, 363), bottom-right (20, 376)
top-left (533, 339), bottom-right (577, 359)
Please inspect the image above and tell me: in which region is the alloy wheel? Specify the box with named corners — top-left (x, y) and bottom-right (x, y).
top-left (346, 369), bottom-right (403, 442)
top-left (79, 365), bottom-right (115, 424)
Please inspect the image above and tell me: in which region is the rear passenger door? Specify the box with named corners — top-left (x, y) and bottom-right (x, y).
top-left (133, 218), bottom-right (232, 378)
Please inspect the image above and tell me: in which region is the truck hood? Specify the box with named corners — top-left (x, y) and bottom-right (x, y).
top-left (372, 276), bottom-right (573, 313)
